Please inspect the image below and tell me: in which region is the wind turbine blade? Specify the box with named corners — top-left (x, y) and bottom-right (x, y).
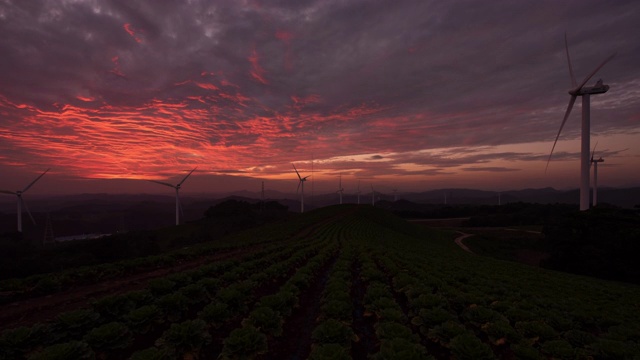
top-left (292, 164), bottom-right (302, 180)
top-left (1, 190), bottom-right (17, 195)
top-left (575, 52), bottom-right (616, 91)
top-left (147, 180), bottom-right (177, 188)
top-left (178, 167), bottom-right (197, 186)
top-left (303, 175), bottom-right (311, 180)
top-left (23, 168), bottom-right (50, 193)
top-left (546, 95), bottom-right (577, 173)
top-left (22, 198), bottom-right (36, 225)
top-left (591, 141), bottom-right (598, 161)
top-left (565, 33), bottom-right (577, 87)
top-left (296, 180), bottom-right (301, 194)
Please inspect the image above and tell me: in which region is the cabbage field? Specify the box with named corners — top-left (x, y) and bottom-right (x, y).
top-left (1, 205), bottom-right (639, 359)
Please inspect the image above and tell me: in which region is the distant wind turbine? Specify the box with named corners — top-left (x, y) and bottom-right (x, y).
top-left (293, 164), bottom-right (310, 213)
top-left (371, 184), bottom-right (375, 206)
top-left (547, 33), bottom-right (615, 211)
top-left (337, 175), bottom-right (344, 205)
top-left (591, 143), bottom-right (604, 207)
top-left (148, 167), bottom-right (197, 225)
top-left (1, 169), bottom-right (50, 232)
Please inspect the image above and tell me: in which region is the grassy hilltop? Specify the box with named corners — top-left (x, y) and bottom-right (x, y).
top-left (1, 205), bottom-right (639, 359)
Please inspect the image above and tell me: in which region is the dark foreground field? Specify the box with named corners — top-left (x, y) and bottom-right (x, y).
top-left (1, 205), bottom-right (639, 359)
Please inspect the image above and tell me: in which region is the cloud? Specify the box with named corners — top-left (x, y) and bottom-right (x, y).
top-left (0, 0), bottom-right (638, 192)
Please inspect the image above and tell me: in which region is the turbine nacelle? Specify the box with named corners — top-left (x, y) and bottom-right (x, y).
top-left (570, 80), bottom-right (610, 96)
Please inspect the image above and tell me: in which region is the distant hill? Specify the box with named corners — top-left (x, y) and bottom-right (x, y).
top-left (1, 187), bottom-right (638, 240)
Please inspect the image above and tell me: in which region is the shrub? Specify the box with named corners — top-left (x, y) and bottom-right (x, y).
top-left (426, 321), bottom-right (466, 347)
top-left (462, 305), bottom-right (502, 326)
top-left (289, 272), bottom-right (313, 290)
top-left (129, 347), bottom-right (169, 360)
top-left (217, 286), bottom-right (248, 312)
top-left (515, 321), bottom-right (558, 341)
top-left (32, 276), bottom-right (62, 295)
top-left (481, 320), bottom-right (522, 345)
top-left (450, 333), bottom-right (495, 360)
top-left (156, 319), bottom-right (211, 358)
top-left (155, 293), bottom-right (189, 322)
top-left (374, 338), bottom-right (433, 360)
top-left (590, 338), bottom-right (639, 359)
top-left (83, 321), bottom-right (132, 352)
top-left (219, 325), bottom-right (268, 359)
top-left (510, 343), bottom-right (544, 360)
top-left (179, 283), bottom-right (208, 305)
top-left (91, 294), bottom-right (135, 321)
top-left (126, 305), bottom-right (163, 334)
top-left (196, 278), bottom-right (220, 296)
top-left (409, 293), bottom-right (447, 311)
top-left (199, 301), bottom-right (232, 328)
top-left (311, 319), bottom-right (356, 346)
top-left (54, 309), bottom-right (101, 339)
top-left (378, 308), bottom-right (405, 323)
top-left (242, 306), bottom-right (284, 337)
top-left (411, 307), bottom-right (453, 327)
top-left (27, 341), bottom-right (94, 360)
top-left (563, 329), bottom-right (595, 347)
top-left (0, 323), bottom-right (50, 358)
top-left (540, 339), bottom-right (574, 359)
top-left (258, 290), bottom-right (297, 317)
top-left (308, 344), bottom-right (350, 360)
top-left (375, 321), bottom-right (416, 341)
top-left (320, 300), bottom-right (352, 321)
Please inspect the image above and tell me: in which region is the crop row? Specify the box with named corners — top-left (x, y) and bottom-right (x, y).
top-left (361, 221), bottom-right (640, 359)
top-left (0, 232), bottom-right (335, 359)
top-left (0, 208), bottom-right (339, 303)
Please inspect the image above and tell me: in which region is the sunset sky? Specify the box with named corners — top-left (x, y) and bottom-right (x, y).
top-left (1, 0), bottom-right (639, 196)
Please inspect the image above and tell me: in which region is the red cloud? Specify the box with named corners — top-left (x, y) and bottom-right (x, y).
top-left (248, 48), bottom-right (268, 85)
top-left (123, 23), bottom-right (143, 43)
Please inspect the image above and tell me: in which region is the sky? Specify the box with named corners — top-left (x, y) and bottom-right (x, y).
top-left (1, 0), bottom-right (639, 196)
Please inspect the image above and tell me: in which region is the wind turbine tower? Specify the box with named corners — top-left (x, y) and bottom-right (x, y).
top-left (148, 167), bottom-right (197, 225)
top-left (547, 34), bottom-right (615, 211)
top-left (293, 164), bottom-right (310, 213)
top-left (337, 175), bottom-right (344, 205)
top-left (591, 145), bottom-right (604, 207)
top-left (1, 168), bottom-right (49, 232)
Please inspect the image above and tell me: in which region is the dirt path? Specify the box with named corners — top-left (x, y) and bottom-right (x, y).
top-left (454, 231), bottom-right (474, 254)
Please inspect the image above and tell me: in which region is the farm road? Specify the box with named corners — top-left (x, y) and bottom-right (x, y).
top-left (454, 231), bottom-right (474, 254)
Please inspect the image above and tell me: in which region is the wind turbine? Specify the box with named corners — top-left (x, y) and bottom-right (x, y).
top-left (1, 169), bottom-right (50, 232)
top-left (590, 143), bottom-right (604, 207)
top-left (547, 33), bottom-right (615, 211)
top-left (337, 175), bottom-right (344, 204)
top-left (148, 167), bottom-right (197, 225)
top-left (293, 164), bottom-right (310, 213)
top-left (371, 184), bottom-right (375, 206)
